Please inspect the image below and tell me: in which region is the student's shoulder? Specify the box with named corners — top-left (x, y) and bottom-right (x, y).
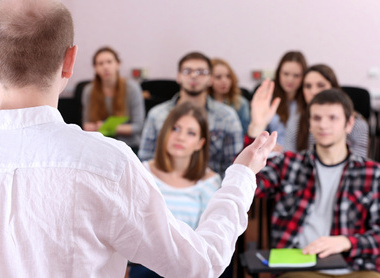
top-left (146, 99), bottom-right (173, 119)
top-left (126, 78), bottom-right (142, 93)
top-left (210, 99), bottom-right (239, 119)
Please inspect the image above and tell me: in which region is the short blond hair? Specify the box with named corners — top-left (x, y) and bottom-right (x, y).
top-left (0, 0), bottom-right (74, 88)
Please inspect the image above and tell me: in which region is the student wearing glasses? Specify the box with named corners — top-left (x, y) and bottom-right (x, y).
top-left (138, 52), bottom-right (243, 177)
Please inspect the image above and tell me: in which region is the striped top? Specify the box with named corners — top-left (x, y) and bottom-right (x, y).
top-left (143, 161), bottom-right (222, 230)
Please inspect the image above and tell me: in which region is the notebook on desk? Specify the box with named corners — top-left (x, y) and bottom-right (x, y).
top-left (241, 248), bottom-right (348, 274)
top-left (268, 248), bottom-right (316, 267)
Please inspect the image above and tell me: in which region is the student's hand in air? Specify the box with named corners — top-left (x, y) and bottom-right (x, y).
top-left (234, 131), bottom-right (277, 174)
top-left (302, 236), bottom-right (352, 258)
top-left (248, 79), bottom-right (281, 138)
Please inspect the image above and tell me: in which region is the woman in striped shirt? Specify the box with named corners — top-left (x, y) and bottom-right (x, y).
top-left (129, 102), bottom-right (221, 278)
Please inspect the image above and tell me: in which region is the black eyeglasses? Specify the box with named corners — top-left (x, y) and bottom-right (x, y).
top-left (180, 68), bottom-right (210, 77)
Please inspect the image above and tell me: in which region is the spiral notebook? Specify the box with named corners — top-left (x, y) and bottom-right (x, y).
top-left (268, 248), bottom-right (316, 268)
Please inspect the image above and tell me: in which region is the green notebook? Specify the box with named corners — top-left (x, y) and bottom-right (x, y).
top-left (268, 248), bottom-right (316, 268)
top-left (98, 116), bottom-right (129, 137)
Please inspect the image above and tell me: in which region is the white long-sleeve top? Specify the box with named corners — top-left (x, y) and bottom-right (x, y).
top-left (0, 106), bottom-right (256, 278)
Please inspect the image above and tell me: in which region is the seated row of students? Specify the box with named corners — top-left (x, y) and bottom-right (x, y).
top-left (249, 84), bottom-right (380, 277)
top-left (267, 51), bottom-right (369, 157)
top-left (80, 48), bottom-right (379, 277)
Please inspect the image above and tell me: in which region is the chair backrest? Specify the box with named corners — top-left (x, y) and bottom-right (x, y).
top-left (57, 80), bottom-right (91, 127)
top-left (58, 98), bottom-right (82, 127)
top-left (73, 80), bottom-right (92, 101)
top-left (140, 79), bottom-right (180, 114)
top-left (141, 79), bottom-right (179, 101)
top-left (240, 87), bottom-right (253, 101)
top-left (341, 86), bottom-right (371, 120)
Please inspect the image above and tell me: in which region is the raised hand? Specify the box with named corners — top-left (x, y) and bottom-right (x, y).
top-left (248, 79), bottom-right (281, 138)
top-left (234, 131), bottom-right (277, 174)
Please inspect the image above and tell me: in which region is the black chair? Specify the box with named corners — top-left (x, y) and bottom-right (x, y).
top-left (341, 86), bottom-right (371, 120)
top-left (140, 79), bottom-right (179, 115)
top-left (73, 80), bottom-right (92, 101)
top-left (240, 87), bottom-right (253, 101)
top-left (57, 98), bottom-right (82, 127)
top-left (57, 80), bottom-right (91, 127)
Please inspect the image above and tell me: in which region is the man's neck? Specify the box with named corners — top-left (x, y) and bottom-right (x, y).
top-left (315, 142), bottom-right (348, 165)
top-left (178, 89), bottom-right (207, 107)
top-left (0, 86), bottom-right (59, 109)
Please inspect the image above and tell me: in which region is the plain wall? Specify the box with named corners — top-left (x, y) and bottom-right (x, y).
top-left (62, 0), bottom-right (380, 97)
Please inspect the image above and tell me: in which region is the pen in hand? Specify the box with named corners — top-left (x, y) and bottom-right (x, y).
top-left (256, 252), bottom-right (269, 266)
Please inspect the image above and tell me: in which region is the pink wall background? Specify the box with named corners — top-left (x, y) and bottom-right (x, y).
top-left (62, 0), bottom-right (380, 97)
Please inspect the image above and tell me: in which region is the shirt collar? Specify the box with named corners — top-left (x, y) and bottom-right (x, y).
top-left (172, 93), bottom-right (214, 112)
top-left (0, 105), bottom-right (64, 130)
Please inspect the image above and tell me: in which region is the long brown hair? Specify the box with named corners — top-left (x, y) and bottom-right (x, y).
top-left (88, 47), bottom-right (128, 122)
top-left (209, 58), bottom-right (242, 110)
top-left (297, 64), bottom-right (341, 150)
top-left (273, 51), bottom-right (307, 124)
top-left (154, 102), bottom-right (209, 181)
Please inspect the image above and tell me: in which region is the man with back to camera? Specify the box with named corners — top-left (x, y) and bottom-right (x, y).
top-left (0, 0), bottom-right (277, 277)
top-left (247, 81), bottom-right (380, 277)
top-left (138, 52), bottom-right (243, 177)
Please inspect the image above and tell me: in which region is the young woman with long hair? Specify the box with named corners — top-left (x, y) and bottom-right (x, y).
top-left (296, 64), bottom-right (369, 157)
top-left (128, 102), bottom-right (221, 278)
top-left (267, 51), bottom-right (307, 149)
top-left (81, 47), bottom-right (145, 153)
top-left (208, 58), bottom-right (250, 134)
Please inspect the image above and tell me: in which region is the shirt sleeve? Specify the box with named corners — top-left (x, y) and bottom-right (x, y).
top-left (345, 164), bottom-right (380, 270)
top-left (347, 114), bottom-right (369, 158)
top-left (267, 114), bottom-right (286, 147)
top-left (111, 152), bottom-right (256, 278)
top-left (236, 96), bottom-right (251, 135)
top-left (138, 109), bottom-right (157, 161)
top-left (125, 80), bottom-right (145, 134)
top-left (220, 110), bottom-right (243, 175)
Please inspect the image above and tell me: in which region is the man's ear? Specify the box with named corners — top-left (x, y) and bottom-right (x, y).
top-left (62, 45), bottom-right (78, 79)
top-left (345, 114), bottom-right (355, 134)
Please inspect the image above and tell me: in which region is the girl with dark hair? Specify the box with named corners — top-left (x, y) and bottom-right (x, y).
top-left (209, 58), bottom-right (250, 134)
top-left (266, 51), bottom-right (307, 148)
top-left (295, 64), bottom-right (369, 157)
top-left (129, 102), bottom-right (221, 278)
top-left (81, 46), bottom-right (145, 153)
top-left (249, 64), bottom-right (369, 157)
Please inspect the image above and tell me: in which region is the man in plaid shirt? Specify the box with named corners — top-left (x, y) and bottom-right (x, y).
top-left (247, 82), bottom-right (380, 277)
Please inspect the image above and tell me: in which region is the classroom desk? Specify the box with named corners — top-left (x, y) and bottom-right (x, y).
top-left (240, 246), bottom-right (348, 276)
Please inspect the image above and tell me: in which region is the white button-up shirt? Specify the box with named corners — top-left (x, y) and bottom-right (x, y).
top-left (0, 106), bottom-right (256, 278)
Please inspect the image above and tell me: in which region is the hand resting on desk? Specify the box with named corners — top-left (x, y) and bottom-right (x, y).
top-left (303, 235), bottom-right (352, 258)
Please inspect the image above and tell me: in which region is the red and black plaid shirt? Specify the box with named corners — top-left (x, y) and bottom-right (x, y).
top-left (247, 135), bottom-right (380, 271)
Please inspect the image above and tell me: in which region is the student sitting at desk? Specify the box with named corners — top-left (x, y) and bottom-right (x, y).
top-left (246, 81), bottom-right (380, 277)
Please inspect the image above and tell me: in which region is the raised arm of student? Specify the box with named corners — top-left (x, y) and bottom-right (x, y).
top-left (247, 79), bottom-right (280, 138)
